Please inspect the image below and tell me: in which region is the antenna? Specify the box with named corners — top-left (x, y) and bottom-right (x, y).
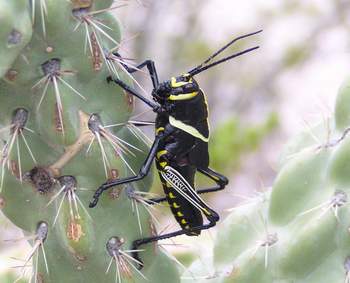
top-left (187, 29), bottom-right (262, 76)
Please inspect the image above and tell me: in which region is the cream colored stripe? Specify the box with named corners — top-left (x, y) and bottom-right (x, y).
top-left (169, 116), bottom-right (209, 142)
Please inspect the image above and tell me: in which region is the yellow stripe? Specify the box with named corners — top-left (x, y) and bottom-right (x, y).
top-left (169, 116), bottom-right (209, 142)
top-left (177, 212), bottom-right (184, 217)
top-left (203, 91), bottom-right (210, 134)
top-left (173, 202), bottom-right (180, 208)
top-left (159, 161), bottom-right (167, 168)
top-left (169, 91), bottom-right (198, 101)
top-left (181, 219), bottom-right (187, 224)
top-left (156, 150), bottom-right (167, 159)
top-left (156, 127), bottom-right (164, 134)
top-left (169, 192), bottom-right (176, 199)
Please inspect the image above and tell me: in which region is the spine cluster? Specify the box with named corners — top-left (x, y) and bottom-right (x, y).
top-left (0, 1), bottom-right (180, 282)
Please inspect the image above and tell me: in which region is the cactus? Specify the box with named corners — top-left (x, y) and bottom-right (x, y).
top-left (0, 1), bottom-right (180, 282)
top-left (182, 78), bottom-right (350, 283)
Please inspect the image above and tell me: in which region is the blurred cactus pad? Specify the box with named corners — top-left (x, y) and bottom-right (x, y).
top-left (0, 0), bottom-right (180, 282)
top-left (182, 79), bottom-right (350, 283)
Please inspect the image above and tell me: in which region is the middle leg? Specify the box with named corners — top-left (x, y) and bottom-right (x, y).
top-left (89, 134), bottom-right (163, 208)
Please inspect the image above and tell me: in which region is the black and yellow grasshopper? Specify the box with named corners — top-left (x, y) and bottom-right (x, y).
top-left (89, 30), bottom-right (262, 266)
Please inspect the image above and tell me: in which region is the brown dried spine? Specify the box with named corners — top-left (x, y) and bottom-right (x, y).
top-left (91, 31), bottom-right (102, 71)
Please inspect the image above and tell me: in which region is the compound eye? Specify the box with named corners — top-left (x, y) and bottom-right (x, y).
top-left (180, 73), bottom-right (191, 82)
top-left (153, 82), bottom-right (171, 101)
top-left (177, 76), bottom-right (185, 82)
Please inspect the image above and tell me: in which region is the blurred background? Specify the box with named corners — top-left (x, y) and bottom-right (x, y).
top-left (1, 0), bottom-right (350, 280)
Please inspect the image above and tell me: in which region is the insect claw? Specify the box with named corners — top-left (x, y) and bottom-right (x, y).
top-left (106, 75), bottom-right (113, 83)
top-left (89, 196), bottom-right (99, 208)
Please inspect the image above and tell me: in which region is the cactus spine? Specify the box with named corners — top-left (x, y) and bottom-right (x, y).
top-left (0, 1), bottom-right (180, 282)
top-left (182, 79), bottom-right (350, 283)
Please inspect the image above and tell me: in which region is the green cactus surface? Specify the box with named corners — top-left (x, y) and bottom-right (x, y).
top-left (0, 1), bottom-right (180, 282)
top-left (182, 78), bottom-right (350, 283)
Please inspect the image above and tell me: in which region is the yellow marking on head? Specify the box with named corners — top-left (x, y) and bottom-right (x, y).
top-left (156, 127), bottom-right (164, 134)
top-left (181, 219), bottom-right (187, 225)
top-left (177, 212), bottom-right (184, 217)
top-left (156, 150), bottom-right (167, 159)
top-left (169, 116), bottom-right (209, 142)
top-left (168, 91), bottom-right (198, 101)
top-left (166, 182), bottom-right (172, 188)
top-left (169, 75), bottom-right (196, 100)
top-left (173, 202), bottom-right (180, 208)
top-left (168, 192), bottom-right (176, 199)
